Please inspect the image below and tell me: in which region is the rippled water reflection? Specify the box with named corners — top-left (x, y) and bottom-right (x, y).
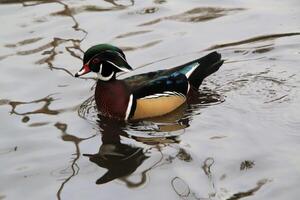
top-left (1, 0), bottom-right (300, 199)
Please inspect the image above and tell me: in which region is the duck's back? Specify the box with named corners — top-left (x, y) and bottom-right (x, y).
top-left (123, 51), bottom-right (223, 90)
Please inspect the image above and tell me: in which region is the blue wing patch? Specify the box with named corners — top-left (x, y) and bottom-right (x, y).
top-left (133, 71), bottom-right (189, 99)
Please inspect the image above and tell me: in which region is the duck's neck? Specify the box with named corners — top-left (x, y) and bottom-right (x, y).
top-left (95, 79), bottom-right (130, 120)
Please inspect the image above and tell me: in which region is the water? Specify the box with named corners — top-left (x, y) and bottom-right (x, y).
top-left (0, 0), bottom-right (300, 199)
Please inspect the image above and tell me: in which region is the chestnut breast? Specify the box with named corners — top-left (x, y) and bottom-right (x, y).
top-left (95, 80), bottom-right (130, 119)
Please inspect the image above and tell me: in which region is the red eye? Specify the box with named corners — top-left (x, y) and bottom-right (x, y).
top-left (92, 58), bottom-right (100, 64)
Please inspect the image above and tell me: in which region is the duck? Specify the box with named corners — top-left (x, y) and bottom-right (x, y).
top-left (75, 44), bottom-right (223, 121)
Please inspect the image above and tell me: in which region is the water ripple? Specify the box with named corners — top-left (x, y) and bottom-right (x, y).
top-left (139, 7), bottom-right (244, 26)
top-left (205, 32), bottom-right (300, 51)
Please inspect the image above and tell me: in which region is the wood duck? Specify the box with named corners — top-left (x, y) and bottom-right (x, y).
top-left (75, 44), bottom-right (223, 121)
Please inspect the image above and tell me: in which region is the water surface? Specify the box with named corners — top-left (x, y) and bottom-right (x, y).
top-left (0, 0), bottom-right (300, 199)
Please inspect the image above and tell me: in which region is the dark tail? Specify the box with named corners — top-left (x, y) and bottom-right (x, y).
top-left (188, 51), bottom-right (223, 89)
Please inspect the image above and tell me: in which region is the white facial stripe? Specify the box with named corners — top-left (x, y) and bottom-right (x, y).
top-left (125, 94), bottom-right (133, 120)
top-left (97, 71), bottom-right (114, 81)
top-left (106, 60), bottom-right (131, 72)
top-left (99, 63), bottom-right (102, 73)
top-left (97, 64), bottom-right (115, 81)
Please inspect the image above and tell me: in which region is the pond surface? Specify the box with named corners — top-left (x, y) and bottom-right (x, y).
top-left (0, 0), bottom-right (300, 199)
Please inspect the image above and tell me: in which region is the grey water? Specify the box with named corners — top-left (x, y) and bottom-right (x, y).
top-left (0, 0), bottom-right (300, 199)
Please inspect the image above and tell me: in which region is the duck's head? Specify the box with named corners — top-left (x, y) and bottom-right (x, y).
top-left (75, 44), bottom-right (132, 81)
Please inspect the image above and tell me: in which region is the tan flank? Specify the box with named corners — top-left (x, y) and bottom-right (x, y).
top-left (133, 95), bottom-right (186, 119)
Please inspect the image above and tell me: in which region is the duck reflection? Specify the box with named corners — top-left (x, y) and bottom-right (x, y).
top-left (83, 110), bottom-right (188, 185)
top-left (83, 116), bottom-right (148, 185)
